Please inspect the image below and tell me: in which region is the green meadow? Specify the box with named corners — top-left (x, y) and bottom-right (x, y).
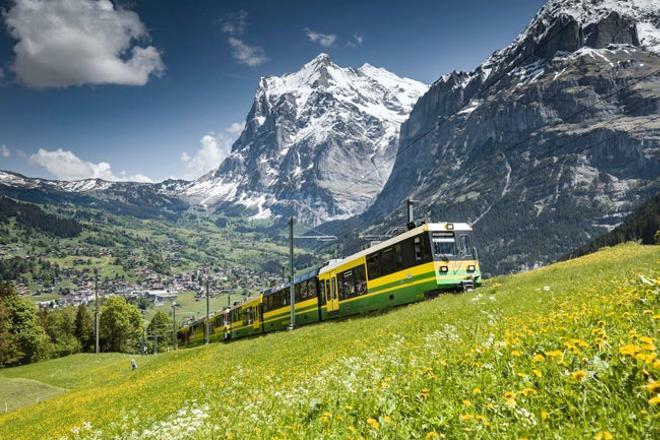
top-left (0, 243), bottom-right (658, 439)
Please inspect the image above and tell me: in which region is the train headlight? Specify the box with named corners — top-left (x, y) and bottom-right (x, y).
top-left (439, 266), bottom-right (448, 273)
top-left (467, 265), bottom-right (476, 272)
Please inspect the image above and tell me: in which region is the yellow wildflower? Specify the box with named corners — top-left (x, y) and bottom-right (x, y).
top-left (594, 431), bottom-right (613, 440)
top-left (511, 349), bottom-right (522, 357)
top-left (649, 396), bottom-right (660, 405)
top-left (619, 344), bottom-right (641, 357)
top-left (420, 388), bottom-right (430, 399)
top-left (459, 414), bottom-right (473, 422)
top-left (645, 381), bottom-right (660, 392)
top-left (545, 350), bottom-right (563, 358)
top-left (571, 370), bottom-right (588, 381)
top-left (541, 411), bottom-right (549, 421)
top-left (532, 354), bottom-right (545, 362)
top-left (426, 432), bottom-right (440, 440)
top-left (533, 369), bottom-right (543, 378)
top-left (636, 352), bottom-right (657, 363)
top-left (383, 416), bottom-right (392, 424)
top-left (472, 387), bottom-right (481, 394)
top-left (367, 418), bottom-right (380, 430)
top-left (521, 387), bottom-right (536, 397)
top-left (462, 399), bottom-right (472, 407)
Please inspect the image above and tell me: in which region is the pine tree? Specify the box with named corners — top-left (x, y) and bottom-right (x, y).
top-left (74, 304), bottom-right (94, 352)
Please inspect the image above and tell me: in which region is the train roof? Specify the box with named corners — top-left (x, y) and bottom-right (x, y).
top-left (319, 222), bottom-right (472, 274)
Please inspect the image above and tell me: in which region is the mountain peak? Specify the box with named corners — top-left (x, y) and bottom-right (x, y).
top-left (309, 52), bottom-right (331, 64)
top-left (184, 56), bottom-right (428, 224)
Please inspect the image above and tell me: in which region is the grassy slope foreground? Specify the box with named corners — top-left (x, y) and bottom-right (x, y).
top-left (0, 243), bottom-right (658, 439)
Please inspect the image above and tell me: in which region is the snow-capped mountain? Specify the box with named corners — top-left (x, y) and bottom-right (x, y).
top-left (357, 0), bottom-right (660, 274)
top-left (0, 170), bottom-right (188, 220)
top-left (182, 53), bottom-right (427, 225)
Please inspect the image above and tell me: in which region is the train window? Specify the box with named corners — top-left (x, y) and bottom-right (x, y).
top-left (380, 246), bottom-right (398, 276)
top-left (367, 253), bottom-right (381, 279)
top-left (459, 234), bottom-right (474, 258)
top-left (414, 234), bottom-right (432, 262)
top-left (339, 269), bottom-right (354, 300)
top-left (432, 232), bottom-right (456, 256)
top-left (325, 279), bottom-right (331, 302)
top-left (319, 280), bottom-right (326, 305)
top-left (308, 280), bottom-right (317, 298)
top-left (331, 278), bottom-right (337, 300)
top-left (354, 265), bottom-right (367, 296)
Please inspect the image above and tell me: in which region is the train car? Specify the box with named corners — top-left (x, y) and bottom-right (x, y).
top-left (228, 294), bottom-right (264, 339)
top-left (318, 222), bottom-right (481, 318)
top-left (262, 269), bottom-right (321, 332)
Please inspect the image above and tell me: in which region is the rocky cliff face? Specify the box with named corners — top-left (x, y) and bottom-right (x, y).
top-left (182, 54), bottom-right (427, 225)
top-left (360, 0), bottom-right (660, 275)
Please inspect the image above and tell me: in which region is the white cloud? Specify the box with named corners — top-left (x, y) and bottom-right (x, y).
top-left (180, 134), bottom-right (233, 180)
top-left (219, 10), bottom-right (248, 35)
top-left (29, 148), bottom-right (153, 182)
top-left (347, 34), bottom-right (364, 48)
top-left (305, 28), bottom-right (337, 47)
top-left (226, 121), bottom-right (245, 135)
top-left (219, 10), bottom-right (267, 67)
top-left (227, 36), bottom-right (268, 66)
top-left (4, 0), bottom-right (165, 89)
top-left (0, 145), bottom-right (10, 158)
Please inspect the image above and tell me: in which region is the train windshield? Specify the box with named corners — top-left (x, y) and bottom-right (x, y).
top-left (432, 232), bottom-right (456, 256)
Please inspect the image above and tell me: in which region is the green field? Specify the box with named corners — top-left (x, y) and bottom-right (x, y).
top-left (0, 243), bottom-right (658, 439)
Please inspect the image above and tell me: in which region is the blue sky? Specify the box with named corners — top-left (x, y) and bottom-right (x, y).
top-left (0, 0), bottom-right (545, 182)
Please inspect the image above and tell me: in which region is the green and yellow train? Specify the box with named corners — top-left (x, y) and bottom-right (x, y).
top-left (177, 222), bottom-right (481, 346)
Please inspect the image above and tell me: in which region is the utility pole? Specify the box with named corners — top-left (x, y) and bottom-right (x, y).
top-left (286, 218), bottom-right (336, 331)
top-left (94, 268), bottom-right (100, 354)
top-left (205, 267), bottom-right (210, 345)
top-left (171, 301), bottom-right (177, 350)
top-left (288, 217), bottom-right (295, 330)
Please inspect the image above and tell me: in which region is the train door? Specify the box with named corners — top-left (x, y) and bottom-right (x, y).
top-left (327, 274), bottom-right (339, 313)
top-left (253, 305), bottom-right (261, 331)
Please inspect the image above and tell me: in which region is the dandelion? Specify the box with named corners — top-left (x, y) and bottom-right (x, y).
top-left (533, 369), bottom-right (543, 378)
top-left (594, 431), bottom-right (613, 440)
top-left (619, 344), bottom-right (641, 357)
top-left (649, 396), bottom-right (660, 405)
top-left (571, 370), bottom-right (588, 382)
top-left (636, 352), bottom-right (656, 363)
top-left (472, 387), bottom-right (481, 394)
top-left (462, 399), bottom-right (472, 407)
top-left (545, 350), bottom-right (563, 358)
top-left (383, 416), bottom-right (392, 424)
top-left (541, 411), bottom-right (549, 421)
top-left (532, 354), bottom-right (545, 362)
top-left (367, 418), bottom-right (380, 430)
top-left (420, 388), bottom-right (430, 399)
top-left (426, 432), bottom-right (441, 440)
top-left (521, 387), bottom-right (536, 397)
top-left (645, 381), bottom-right (660, 392)
top-left (511, 349), bottom-right (523, 357)
top-left (459, 414), bottom-right (473, 422)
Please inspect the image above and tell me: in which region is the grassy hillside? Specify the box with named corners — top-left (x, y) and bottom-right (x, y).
top-left (0, 243), bottom-right (658, 439)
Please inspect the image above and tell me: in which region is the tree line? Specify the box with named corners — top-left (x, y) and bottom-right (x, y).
top-left (0, 283), bottom-right (174, 368)
top-left (0, 196), bottom-right (83, 238)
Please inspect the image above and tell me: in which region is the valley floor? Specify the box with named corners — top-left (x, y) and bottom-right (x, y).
top-left (0, 243), bottom-right (658, 439)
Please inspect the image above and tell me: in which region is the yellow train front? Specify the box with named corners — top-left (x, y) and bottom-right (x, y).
top-left (178, 222), bottom-right (481, 346)
top-left (318, 222), bottom-right (480, 318)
